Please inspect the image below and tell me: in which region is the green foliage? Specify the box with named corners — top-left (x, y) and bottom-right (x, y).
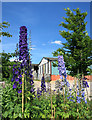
top-left (2, 81), bottom-right (21, 119)
top-left (52, 8), bottom-right (92, 76)
top-left (0, 21), bottom-right (12, 42)
top-left (2, 80), bottom-right (92, 119)
top-left (1, 43), bottom-right (21, 82)
top-left (0, 50), bottom-right (17, 81)
top-left (2, 80), bottom-right (34, 119)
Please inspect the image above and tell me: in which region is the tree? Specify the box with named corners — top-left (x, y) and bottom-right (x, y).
top-left (0, 21), bottom-right (12, 42)
top-left (53, 8), bottom-right (92, 77)
top-left (0, 50), bottom-right (13, 81)
top-left (1, 44), bottom-right (20, 81)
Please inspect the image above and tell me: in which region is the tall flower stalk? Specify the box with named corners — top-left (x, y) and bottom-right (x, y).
top-left (41, 74), bottom-right (46, 94)
top-left (11, 26), bottom-right (35, 119)
top-left (58, 55), bottom-right (70, 103)
top-left (19, 26), bottom-right (35, 94)
top-left (19, 26), bottom-right (35, 118)
top-left (58, 55), bottom-right (67, 80)
top-left (58, 55), bottom-right (70, 87)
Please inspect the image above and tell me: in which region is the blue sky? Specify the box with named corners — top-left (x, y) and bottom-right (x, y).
top-left (2, 2), bottom-right (90, 64)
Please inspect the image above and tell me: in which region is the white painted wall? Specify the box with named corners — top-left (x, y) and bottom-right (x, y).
top-left (49, 61), bottom-right (51, 74)
top-left (38, 58), bottom-right (52, 80)
top-left (38, 58), bottom-right (48, 75)
top-left (45, 62), bottom-right (48, 74)
top-left (39, 58), bottom-right (48, 66)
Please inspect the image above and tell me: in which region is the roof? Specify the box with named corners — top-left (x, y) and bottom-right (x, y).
top-left (31, 64), bottom-right (39, 67)
top-left (43, 57), bottom-right (58, 61)
top-left (39, 57), bottom-right (58, 65)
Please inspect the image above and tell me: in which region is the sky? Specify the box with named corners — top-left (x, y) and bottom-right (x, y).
top-left (2, 2), bottom-right (90, 64)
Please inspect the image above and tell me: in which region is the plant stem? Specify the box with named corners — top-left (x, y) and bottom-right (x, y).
top-left (50, 84), bottom-right (53, 118)
top-left (75, 77), bottom-right (79, 120)
top-left (54, 107), bottom-right (55, 120)
top-left (22, 74), bottom-right (24, 119)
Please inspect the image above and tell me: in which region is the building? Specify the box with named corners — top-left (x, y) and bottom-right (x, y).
top-left (32, 57), bottom-right (92, 81)
top-left (31, 64), bottom-right (39, 80)
top-left (38, 57), bottom-right (60, 81)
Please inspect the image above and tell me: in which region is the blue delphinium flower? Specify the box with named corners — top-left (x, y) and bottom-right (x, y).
top-left (19, 26), bottom-right (35, 94)
top-left (67, 96), bottom-right (70, 99)
top-left (18, 90), bottom-right (22, 93)
top-left (37, 87), bottom-right (41, 98)
top-left (47, 82), bottom-right (51, 92)
top-left (83, 97), bottom-right (87, 104)
top-left (82, 80), bottom-right (89, 88)
top-left (82, 91), bottom-right (85, 97)
top-left (77, 96), bottom-right (81, 103)
top-left (41, 75), bottom-right (46, 93)
top-left (70, 99), bottom-right (75, 102)
top-left (19, 81), bottom-right (22, 85)
top-left (69, 88), bottom-right (72, 91)
top-left (15, 78), bottom-right (19, 82)
top-left (13, 83), bottom-right (17, 89)
top-left (58, 55), bottom-right (67, 80)
top-left (12, 62), bottom-right (22, 93)
top-left (58, 55), bottom-right (70, 87)
top-left (65, 81), bottom-right (70, 87)
top-left (77, 91), bottom-right (79, 96)
top-left (81, 88), bottom-right (84, 91)
top-left (85, 100), bottom-right (87, 104)
top-left (11, 78), bottom-right (14, 82)
top-left (11, 26), bottom-right (35, 94)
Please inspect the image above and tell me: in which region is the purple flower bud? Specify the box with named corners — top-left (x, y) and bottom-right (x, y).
top-left (85, 100), bottom-right (87, 104)
top-left (83, 80), bottom-right (89, 88)
top-left (69, 88), bottom-right (72, 91)
top-left (58, 55), bottom-right (69, 87)
top-left (77, 91), bottom-right (79, 96)
top-left (15, 78), bottom-right (19, 82)
top-left (77, 99), bottom-right (81, 103)
top-left (19, 81), bottom-right (22, 84)
top-left (82, 92), bottom-right (85, 97)
top-left (67, 97), bottom-right (70, 99)
top-left (41, 75), bottom-right (46, 93)
top-left (15, 71), bottom-right (19, 74)
top-left (18, 74), bottom-right (22, 78)
top-left (11, 78), bottom-right (14, 82)
top-left (18, 90), bottom-right (22, 93)
top-left (13, 83), bottom-right (17, 89)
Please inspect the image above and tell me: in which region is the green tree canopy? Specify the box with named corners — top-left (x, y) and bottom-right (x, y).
top-left (53, 8), bottom-right (92, 76)
top-left (0, 21), bottom-right (12, 42)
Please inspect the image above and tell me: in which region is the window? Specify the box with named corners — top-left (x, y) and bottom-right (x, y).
top-left (42, 65), bottom-right (43, 74)
top-left (39, 66), bottom-right (41, 74)
top-left (45, 64), bottom-right (46, 74)
top-left (47, 62), bottom-right (49, 74)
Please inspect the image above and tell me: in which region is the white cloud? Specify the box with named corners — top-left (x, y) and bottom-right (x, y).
top-left (51, 40), bottom-right (62, 45)
top-left (29, 45), bottom-right (36, 50)
top-left (31, 48), bottom-right (36, 50)
top-left (31, 45), bottom-right (36, 47)
top-left (10, 57), bottom-right (23, 62)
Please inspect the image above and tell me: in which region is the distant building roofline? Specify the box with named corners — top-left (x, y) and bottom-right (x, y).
top-left (38, 57), bottom-right (58, 65)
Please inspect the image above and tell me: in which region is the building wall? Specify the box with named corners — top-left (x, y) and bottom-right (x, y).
top-left (51, 75), bottom-right (92, 81)
top-left (51, 62), bottom-right (59, 75)
top-left (38, 58), bottom-right (51, 80)
top-left (33, 70), bottom-right (38, 79)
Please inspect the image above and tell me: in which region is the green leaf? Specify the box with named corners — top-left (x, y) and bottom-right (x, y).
top-left (3, 111), bottom-right (8, 118)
